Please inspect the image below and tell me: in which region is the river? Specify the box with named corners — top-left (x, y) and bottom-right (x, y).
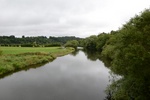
top-left (0, 50), bottom-right (110, 100)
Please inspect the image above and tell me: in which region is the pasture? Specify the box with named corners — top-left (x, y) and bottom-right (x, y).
top-left (0, 47), bottom-right (64, 55)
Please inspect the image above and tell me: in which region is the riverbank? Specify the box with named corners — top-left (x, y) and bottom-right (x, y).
top-left (0, 47), bottom-right (74, 75)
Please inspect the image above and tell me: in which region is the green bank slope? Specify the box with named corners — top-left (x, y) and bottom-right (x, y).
top-left (0, 47), bottom-right (74, 75)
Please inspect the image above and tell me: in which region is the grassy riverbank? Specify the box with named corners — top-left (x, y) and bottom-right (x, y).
top-left (0, 47), bottom-right (74, 75)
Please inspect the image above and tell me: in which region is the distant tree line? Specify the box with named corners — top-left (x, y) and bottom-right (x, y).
top-left (82, 9), bottom-right (150, 100)
top-left (0, 36), bottom-right (82, 47)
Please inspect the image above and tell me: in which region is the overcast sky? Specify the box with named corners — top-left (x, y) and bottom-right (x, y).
top-left (0, 0), bottom-right (150, 37)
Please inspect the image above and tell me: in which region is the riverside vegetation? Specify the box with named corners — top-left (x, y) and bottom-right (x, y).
top-left (0, 8), bottom-right (149, 100)
top-left (0, 47), bottom-right (74, 76)
top-left (82, 9), bottom-right (150, 100)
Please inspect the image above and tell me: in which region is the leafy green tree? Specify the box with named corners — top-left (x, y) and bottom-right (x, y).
top-left (78, 39), bottom-right (85, 47)
top-left (0, 36), bottom-right (82, 46)
top-left (83, 8), bottom-right (150, 100)
top-left (84, 35), bottom-right (97, 51)
top-left (96, 32), bottom-right (110, 52)
top-left (64, 40), bottom-right (79, 49)
top-left (102, 9), bottom-right (150, 100)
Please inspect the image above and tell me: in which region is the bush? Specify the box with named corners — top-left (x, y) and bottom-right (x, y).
top-left (44, 43), bottom-right (61, 47)
top-left (64, 40), bottom-right (79, 49)
top-left (21, 44), bottom-right (33, 47)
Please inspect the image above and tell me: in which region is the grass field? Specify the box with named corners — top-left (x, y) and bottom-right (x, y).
top-left (0, 47), bottom-right (65, 55)
top-left (0, 47), bottom-right (74, 76)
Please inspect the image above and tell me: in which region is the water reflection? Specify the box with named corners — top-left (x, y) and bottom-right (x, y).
top-left (82, 50), bottom-right (114, 100)
top-left (84, 49), bottom-right (150, 100)
top-left (70, 49), bottom-right (80, 56)
top-left (83, 50), bottom-right (100, 61)
top-left (0, 50), bottom-right (110, 100)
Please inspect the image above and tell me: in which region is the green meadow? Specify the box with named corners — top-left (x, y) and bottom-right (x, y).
top-left (0, 47), bottom-right (65, 54)
top-left (0, 47), bottom-right (74, 75)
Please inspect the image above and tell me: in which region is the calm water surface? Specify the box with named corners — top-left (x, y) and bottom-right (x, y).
top-left (0, 51), bottom-right (110, 100)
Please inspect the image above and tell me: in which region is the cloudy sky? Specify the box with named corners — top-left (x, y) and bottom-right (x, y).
top-left (0, 0), bottom-right (150, 37)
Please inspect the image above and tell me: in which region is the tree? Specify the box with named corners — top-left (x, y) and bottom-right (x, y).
top-left (84, 35), bottom-right (97, 51)
top-left (96, 32), bottom-right (110, 52)
top-left (102, 9), bottom-right (150, 99)
top-left (64, 40), bottom-right (79, 49)
top-left (83, 8), bottom-right (150, 99)
top-left (0, 36), bottom-right (82, 47)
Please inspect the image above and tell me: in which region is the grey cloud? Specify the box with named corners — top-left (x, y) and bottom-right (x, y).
top-left (0, 0), bottom-right (150, 37)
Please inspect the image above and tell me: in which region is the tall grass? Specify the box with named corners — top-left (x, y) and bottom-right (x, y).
top-left (0, 50), bottom-right (2, 55)
top-left (0, 52), bottom-right (55, 75)
top-left (0, 47), bottom-right (74, 76)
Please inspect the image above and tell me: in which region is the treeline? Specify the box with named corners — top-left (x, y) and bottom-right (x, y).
top-left (83, 9), bottom-right (150, 99)
top-left (0, 36), bottom-right (81, 47)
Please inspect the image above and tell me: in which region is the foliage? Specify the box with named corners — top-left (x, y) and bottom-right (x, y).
top-left (83, 35), bottom-right (98, 51)
top-left (44, 43), bottom-right (61, 47)
top-left (96, 33), bottom-right (110, 52)
top-left (83, 33), bottom-right (110, 52)
top-left (64, 40), bottom-right (79, 49)
top-left (83, 8), bottom-right (150, 99)
top-left (104, 9), bottom-right (150, 100)
top-left (0, 36), bottom-right (82, 47)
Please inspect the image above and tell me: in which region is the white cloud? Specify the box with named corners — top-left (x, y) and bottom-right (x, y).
top-left (0, 0), bottom-right (150, 37)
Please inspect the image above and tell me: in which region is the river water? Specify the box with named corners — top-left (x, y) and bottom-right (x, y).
top-left (0, 50), bottom-right (110, 100)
